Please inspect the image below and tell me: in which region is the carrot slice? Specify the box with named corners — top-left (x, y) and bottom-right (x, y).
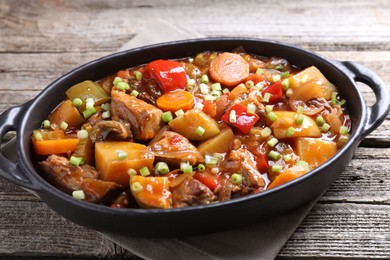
top-left (209, 52), bottom-right (249, 87)
top-left (267, 166), bottom-right (307, 189)
top-left (156, 89), bottom-right (194, 112)
top-left (33, 138), bottom-right (79, 155)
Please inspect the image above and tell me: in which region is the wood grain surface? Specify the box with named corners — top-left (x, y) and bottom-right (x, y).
top-left (0, 0), bottom-right (389, 259)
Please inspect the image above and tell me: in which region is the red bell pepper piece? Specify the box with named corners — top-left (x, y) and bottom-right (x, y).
top-left (255, 153), bottom-right (269, 172)
top-left (194, 171), bottom-right (220, 191)
top-left (221, 103), bottom-right (259, 134)
top-left (261, 80), bottom-right (283, 103)
top-left (145, 60), bottom-right (187, 92)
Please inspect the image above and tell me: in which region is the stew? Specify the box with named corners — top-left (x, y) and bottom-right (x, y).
top-left (32, 50), bottom-right (351, 209)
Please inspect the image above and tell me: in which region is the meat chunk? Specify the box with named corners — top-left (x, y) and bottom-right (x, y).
top-left (149, 131), bottom-right (203, 165)
top-left (90, 120), bottom-right (132, 143)
top-left (39, 155), bottom-right (121, 202)
top-left (111, 90), bottom-right (163, 140)
top-left (172, 177), bottom-right (216, 208)
top-left (225, 148), bottom-right (266, 191)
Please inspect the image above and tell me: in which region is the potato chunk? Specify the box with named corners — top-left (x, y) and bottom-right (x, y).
top-left (294, 137), bottom-right (337, 168)
top-left (130, 175), bottom-right (171, 209)
top-left (197, 127), bottom-right (234, 155)
top-left (95, 142), bottom-right (154, 186)
top-left (168, 109), bottom-right (220, 141)
top-left (271, 111), bottom-right (321, 139)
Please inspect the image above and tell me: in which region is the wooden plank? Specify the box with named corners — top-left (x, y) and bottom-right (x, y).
top-left (1, 0), bottom-right (389, 53)
top-left (279, 203), bottom-right (390, 258)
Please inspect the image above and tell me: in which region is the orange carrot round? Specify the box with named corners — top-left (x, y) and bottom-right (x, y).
top-left (156, 89), bottom-right (194, 112)
top-left (209, 52), bottom-right (249, 87)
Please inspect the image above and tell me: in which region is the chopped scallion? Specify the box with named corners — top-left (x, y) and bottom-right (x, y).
top-left (281, 71), bottom-right (290, 78)
top-left (130, 90), bottom-right (139, 97)
top-left (197, 164), bottom-right (206, 172)
top-left (101, 103), bottom-right (110, 111)
top-left (282, 78), bottom-right (290, 90)
top-left (272, 165), bottom-right (282, 173)
top-left (286, 88), bottom-right (293, 98)
top-left (210, 90), bottom-right (221, 98)
top-left (211, 167), bottom-right (219, 174)
top-left (155, 162), bottom-right (170, 175)
top-left (127, 168), bottom-right (137, 176)
top-left (195, 126), bottom-right (206, 136)
top-left (131, 182), bottom-right (143, 192)
top-left (72, 98), bottom-right (83, 107)
top-left (113, 77), bottom-right (123, 86)
top-left (321, 123), bottom-right (331, 132)
top-left (229, 110), bottom-right (237, 123)
top-left (339, 126), bottom-right (349, 135)
top-left (72, 190), bottom-right (85, 200)
top-left (267, 137), bottom-right (279, 147)
top-left (205, 155), bottom-right (218, 165)
top-left (83, 107), bottom-right (96, 119)
top-left (187, 78), bottom-right (196, 86)
top-left (268, 150), bottom-right (281, 160)
top-left (297, 106), bottom-right (304, 114)
top-left (34, 132), bottom-right (43, 141)
top-left (230, 173), bottom-right (243, 185)
top-left (263, 92), bottom-right (271, 102)
top-left (283, 154), bottom-right (292, 162)
top-left (247, 103), bottom-right (256, 114)
top-left (102, 111), bottom-right (111, 119)
top-left (272, 74), bottom-right (281, 82)
top-left (331, 92), bottom-right (338, 105)
top-left (211, 83), bottom-right (222, 91)
top-left (175, 109), bottom-right (185, 117)
top-left (180, 162), bottom-right (193, 173)
top-left (256, 68), bottom-right (264, 75)
top-left (42, 120), bottom-right (51, 129)
top-left (77, 129), bottom-right (89, 139)
top-left (116, 150), bottom-right (128, 160)
top-left (139, 166), bottom-right (150, 177)
top-left (295, 114), bottom-right (304, 125)
top-left (201, 74), bottom-right (209, 84)
top-left (316, 115), bottom-right (324, 126)
top-left (134, 71), bottom-right (143, 81)
top-left (60, 121), bottom-right (68, 130)
top-left (222, 88), bottom-right (230, 94)
top-left (85, 98), bottom-right (95, 110)
top-left (296, 160), bottom-right (310, 171)
top-left (265, 105), bottom-right (273, 113)
top-left (276, 64), bottom-right (284, 70)
top-left (161, 111), bottom-right (173, 123)
top-left (255, 83), bottom-right (264, 90)
top-left (245, 80), bottom-right (254, 88)
top-left (70, 156), bottom-right (83, 166)
top-left (116, 81), bottom-right (129, 90)
top-left (268, 111), bottom-right (278, 122)
top-left (200, 83), bottom-right (209, 94)
top-left (260, 127), bottom-right (272, 138)
top-left (286, 126), bottom-right (296, 137)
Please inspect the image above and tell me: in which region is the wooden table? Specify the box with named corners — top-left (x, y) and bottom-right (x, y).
top-left (0, 0), bottom-right (389, 258)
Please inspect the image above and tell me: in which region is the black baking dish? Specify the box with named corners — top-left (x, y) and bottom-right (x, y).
top-left (0, 38), bottom-right (389, 237)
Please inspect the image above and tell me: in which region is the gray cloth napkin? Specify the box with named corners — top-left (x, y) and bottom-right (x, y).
top-left (102, 19), bottom-right (320, 260)
top-left (0, 19), bottom-right (320, 260)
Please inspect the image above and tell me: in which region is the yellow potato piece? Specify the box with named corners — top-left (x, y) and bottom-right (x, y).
top-left (95, 142), bottom-right (154, 187)
top-left (294, 137), bottom-right (337, 168)
top-left (271, 111), bottom-right (321, 139)
top-left (197, 127), bottom-right (234, 155)
top-left (168, 108), bottom-right (220, 141)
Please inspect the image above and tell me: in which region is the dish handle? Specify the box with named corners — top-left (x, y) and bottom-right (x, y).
top-left (0, 102), bottom-right (42, 191)
top-left (341, 61), bottom-right (390, 138)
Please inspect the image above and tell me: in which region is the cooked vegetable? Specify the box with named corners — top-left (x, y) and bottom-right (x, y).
top-left (33, 138), bottom-right (79, 155)
top-left (130, 175), bottom-right (171, 209)
top-left (95, 142), bottom-right (154, 186)
top-left (168, 109), bottom-right (220, 141)
top-left (156, 89), bottom-right (194, 112)
top-left (294, 138), bottom-right (337, 168)
top-left (32, 49), bottom-right (351, 209)
top-left (209, 52), bottom-right (249, 87)
top-left (66, 80), bottom-right (111, 112)
top-left (48, 100), bottom-right (84, 129)
top-left (145, 59), bottom-right (187, 92)
top-left (271, 111), bottom-right (321, 139)
top-left (267, 166), bottom-right (307, 189)
top-left (197, 127), bottom-right (234, 155)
